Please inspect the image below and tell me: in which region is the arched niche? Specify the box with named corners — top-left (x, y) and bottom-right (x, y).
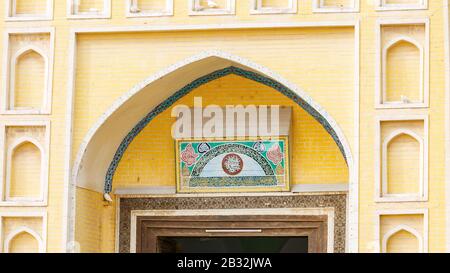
top-left (6, 137), bottom-right (44, 201)
top-left (251, 0), bottom-right (297, 14)
top-left (382, 129), bottom-right (423, 197)
top-left (382, 37), bottom-right (423, 105)
top-left (313, 0), bottom-right (358, 11)
top-left (127, 0), bottom-right (173, 17)
top-left (68, 0), bottom-right (111, 18)
top-left (376, 0), bottom-right (427, 10)
top-left (4, 227), bottom-right (43, 253)
top-left (69, 50), bottom-right (357, 252)
top-left (10, 46), bottom-right (47, 112)
top-left (382, 225), bottom-right (422, 253)
top-left (7, 0), bottom-right (53, 19)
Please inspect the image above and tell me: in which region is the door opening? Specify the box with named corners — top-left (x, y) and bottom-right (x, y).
top-left (158, 236), bottom-right (309, 253)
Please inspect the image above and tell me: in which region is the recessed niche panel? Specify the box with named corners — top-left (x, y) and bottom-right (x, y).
top-left (385, 41), bottom-right (421, 103)
top-left (376, 118), bottom-right (427, 202)
top-left (3, 32), bottom-right (53, 114)
top-left (376, 0), bottom-right (427, 10)
top-left (1, 216), bottom-right (44, 253)
top-left (313, 0), bottom-right (358, 12)
top-left (175, 138), bottom-right (290, 193)
top-left (127, 0), bottom-right (173, 17)
top-left (6, 0), bottom-right (53, 20)
top-left (189, 0), bottom-right (235, 15)
top-left (1, 124), bottom-right (49, 205)
top-left (250, 0), bottom-right (297, 14)
top-left (379, 214), bottom-right (425, 253)
top-left (68, 0), bottom-right (111, 18)
top-left (378, 22), bottom-right (428, 108)
top-left (9, 142), bottom-right (42, 200)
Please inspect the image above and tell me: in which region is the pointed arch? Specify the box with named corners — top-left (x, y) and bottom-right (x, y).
top-left (71, 50), bottom-right (354, 193)
top-left (382, 225), bottom-right (423, 253)
top-left (381, 128), bottom-right (424, 197)
top-left (69, 50), bottom-right (357, 252)
top-left (9, 45), bottom-right (48, 112)
top-left (4, 226), bottom-right (44, 253)
top-left (5, 137), bottom-right (45, 201)
top-left (382, 36), bottom-right (424, 104)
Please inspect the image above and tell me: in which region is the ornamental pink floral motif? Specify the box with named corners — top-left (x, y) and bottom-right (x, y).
top-left (181, 143), bottom-right (198, 167)
top-left (267, 143), bottom-right (283, 165)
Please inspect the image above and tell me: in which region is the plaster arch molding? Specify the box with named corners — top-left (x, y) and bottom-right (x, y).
top-left (4, 226), bottom-right (44, 253)
top-left (9, 45), bottom-right (48, 110)
top-left (70, 50), bottom-right (357, 249)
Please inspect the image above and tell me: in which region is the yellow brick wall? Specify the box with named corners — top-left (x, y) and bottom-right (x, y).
top-left (75, 187), bottom-right (115, 253)
top-left (386, 230), bottom-right (419, 253)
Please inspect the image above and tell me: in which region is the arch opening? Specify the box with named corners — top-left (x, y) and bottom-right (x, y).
top-left (69, 51), bottom-right (356, 252)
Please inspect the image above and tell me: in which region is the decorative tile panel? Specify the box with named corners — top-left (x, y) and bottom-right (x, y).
top-left (176, 137), bottom-right (290, 193)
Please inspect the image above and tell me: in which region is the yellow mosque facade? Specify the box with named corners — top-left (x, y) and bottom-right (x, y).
top-left (0, 0), bottom-right (450, 253)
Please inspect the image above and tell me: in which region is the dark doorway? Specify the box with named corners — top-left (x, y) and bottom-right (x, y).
top-left (136, 215), bottom-right (327, 253)
top-left (158, 236), bottom-right (309, 253)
